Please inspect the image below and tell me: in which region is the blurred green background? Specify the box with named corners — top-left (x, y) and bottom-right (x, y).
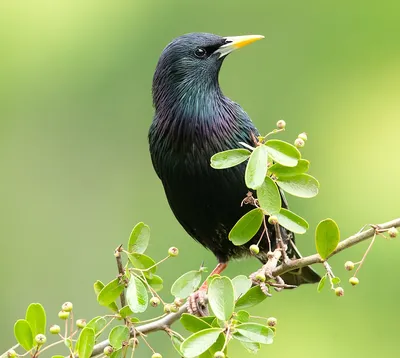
top-left (1, 0), bottom-right (399, 356)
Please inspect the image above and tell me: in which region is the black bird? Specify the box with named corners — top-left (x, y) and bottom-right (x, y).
top-left (149, 33), bottom-right (320, 311)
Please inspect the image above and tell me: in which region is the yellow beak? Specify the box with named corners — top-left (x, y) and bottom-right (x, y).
top-left (216, 35), bottom-right (264, 58)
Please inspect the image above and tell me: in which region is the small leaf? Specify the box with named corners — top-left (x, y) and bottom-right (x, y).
top-left (232, 275), bottom-right (252, 300)
top-left (208, 276), bottom-right (235, 321)
top-left (332, 277), bottom-right (341, 285)
top-left (109, 326), bottom-right (130, 350)
top-left (180, 328), bottom-right (223, 358)
top-left (25, 303), bottom-right (46, 338)
top-left (229, 208), bottom-right (264, 246)
top-left (126, 276), bottom-right (148, 313)
top-left (211, 149), bottom-right (251, 169)
top-left (76, 327), bottom-right (95, 358)
top-left (86, 316), bottom-right (107, 334)
top-left (97, 278), bottom-right (124, 307)
top-left (240, 341), bottom-right (261, 354)
top-left (257, 176), bottom-right (281, 214)
top-left (268, 159), bottom-right (310, 177)
top-left (147, 274), bottom-right (163, 292)
top-left (236, 310), bottom-right (250, 323)
top-left (14, 319), bottom-right (33, 350)
top-left (235, 286), bottom-right (268, 310)
top-left (275, 208), bottom-right (309, 234)
top-left (171, 270), bottom-right (202, 298)
top-left (94, 281), bottom-right (119, 312)
top-left (265, 139), bottom-right (300, 167)
top-left (119, 305), bottom-right (134, 318)
top-left (317, 274), bottom-right (327, 292)
top-left (315, 218), bottom-right (340, 259)
top-left (171, 334), bottom-right (184, 356)
top-left (128, 253), bottom-right (157, 277)
top-left (236, 323), bottom-right (274, 344)
top-left (276, 174), bottom-right (319, 198)
top-left (245, 144), bottom-right (269, 189)
top-left (128, 222), bottom-right (150, 253)
top-left (181, 313), bottom-right (212, 332)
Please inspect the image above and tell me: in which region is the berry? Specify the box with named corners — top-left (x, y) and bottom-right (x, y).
top-left (62, 302), bottom-right (73, 312)
top-left (168, 247), bottom-right (179, 257)
top-left (335, 287), bottom-right (344, 296)
top-left (170, 304), bottom-right (179, 313)
top-left (214, 351), bottom-right (225, 358)
top-left (294, 138), bottom-right (305, 148)
top-left (298, 132), bottom-right (308, 141)
top-left (150, 297), bottom-right (161, 307)
top-left (152, 354), bottom-right (162, 358)
top-left (267, 317), bottom-right (277, 327)
top-left (58, 310), bottom-right (70, 320)
top-left (163, 304), bottom-right (172, 313)
top-left (255, 273), bottom-right (266, 282)
top-left (349, 277), bottom-right (359, 286)
top-left (76, 319), bottom-right (86, 329)
top-left (103, 346), bottom-right (114, 356)
top-left (388, 227), bottom-right (398, 238)
top-left (268, 215), bottom-right (278, 225)
top-left (174, 297), bottom-right (184, 307)
top-left (276, 120), bottom-right (286, 129)
top-left (344, 261), bottom-right (355, 271)
top-left (49, 325), bottom-right (61, 334)
top-left (129, 338), bottom-right (139, 347)
top-left (35, 334), bottom-right (47, 345)
top-left (249, 244), bottom-right (259, 255)
top-left (7, 350), bottom-right (17, 357)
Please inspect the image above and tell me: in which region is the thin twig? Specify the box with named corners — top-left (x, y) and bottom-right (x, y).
top-left (115, 245), bottom-right (126, 308)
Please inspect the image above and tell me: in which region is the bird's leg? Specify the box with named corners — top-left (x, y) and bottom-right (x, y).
top-left (187, 262), bottom-right (227, 317)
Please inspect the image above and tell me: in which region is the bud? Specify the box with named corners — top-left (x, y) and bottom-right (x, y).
top-left (335, 287), bottom-right (344, 297)
top-left (266, 317), bottom-right (277, 327)
top-left (298, 132), bottom-right (308, 141)
top-left (349, 277), bottom-right (359, 286)
top-left (168, 247), bottom-right (179, 257)
top-left (129, 338), bottom-right (139, 347)
top-left (103, 346), bottom-right (114, 356)
top-left (255, 273), bottom-right (266, 282)
top-left (62, 302), bottom-right (73, 312)
top-left (174, 297), bottom-right (184, 307)
top-left (35, 334), bottom-right (47, 345)
top-left (268, 215), bottom-right (278, 225)
top-left (7, 350), bottom-right (17, 357)
top-left (214, 351), bottom-right (225, 358)
top-left (49, 325), bottom-right (61, 334)
top-left (152, 354), bottom-right (162, 358)
top-left (249, 244), bottom-right (259, 255)
top-left (344, 261), bottom-right (355, 271)
top-left (388, 227), bottom-right (398, 238)
top-left (76, 319), bottom-right (86, 329)
top-left (150, 297), bottom-right (161, 307)
top-left (58, 310), bottom-right (70, 320)
top-left (276, 120), bottom-right (286, 129)
top-left (294, 138), bottom-right (305, 148)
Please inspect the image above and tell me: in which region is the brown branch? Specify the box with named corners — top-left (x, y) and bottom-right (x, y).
top-left (114, 245), bottom-right (126, 308)
top-left (89, 218), bottom-right (400, 357)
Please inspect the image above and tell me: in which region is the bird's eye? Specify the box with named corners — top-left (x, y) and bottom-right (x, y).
top-left (194, 47), bottom-right (207, 58)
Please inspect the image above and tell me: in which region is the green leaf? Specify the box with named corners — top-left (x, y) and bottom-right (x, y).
top-left (332, 277), bottom-right (341, 285)
top-left (317, 274), bottom-right (327, 292)
top-left (126, 276), bottom-right (148, 313)
top-left (207, 333), bottom-right (225, 356)
top-left (109, 325), bottom-right (130, 350)
top-left (229, 208), bottom-right (264, 246)
top-left (94, 280), bottom-right (119, 312)
top-left (235, 286), bottom-right (268, 310)
top-left (208, 276), bottom-right (235, 321)
top-left (268, 159), bottom-right (310, 177)
top-left (275, 208), bottom-right (309, 234)
top-left (128, 252), bottom-right (157, 277)
top-left (128, 222), bottom-right (150, 253)
top-left (180, 328), bottom-right (223, 358)
top-left (276, 174), bottom-right (319, 198)
top-left (257, 176), bottom-right (281, 214)
top-left (97, 278), bottom-right (124, 307)
top-left (236, 310), bottom-right (250, 323)
top-left (86, 316), bottom-right (107, 334)
top-left (245, 144), bottom-right (269, 189)
top-left (236, 323), bottom-right (274, 344)
top-left (14, 319), bottom-right (33, 351)
top-left (181, 313), bottom-right (212, 332)
top-left (52, 356), bottom-right (65, 358)
top-left (240, 341), bottom-right (261, 354)
top-left (211, 149), bottom-right (251, 169)
top-left (119, 305), bottom-right (134, 318)
top-left (171, 270), bottom-right (202, 298)
top-left (265, 139), bottom-right (300, 167)
top-left (315, 218), bottom-right (340, 259)
top-left (76, 327), bottom-right (95, 358)
top-left (110, 349), bottom-right (123, 358)
top-left (25, 303), bottom-right (46, 338)
top-left (147, 274), bottom-right (163, 292)
top-left (171, 334), bottom-right (184, 356)
top-left (232, 275), bottom-right (252, 300)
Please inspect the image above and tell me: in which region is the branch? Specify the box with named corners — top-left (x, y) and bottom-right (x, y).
top-left (90, 218), bottom-right (400, 357)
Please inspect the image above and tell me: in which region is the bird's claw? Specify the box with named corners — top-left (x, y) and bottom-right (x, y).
top-left (187, 290), bottom-right (209, 317)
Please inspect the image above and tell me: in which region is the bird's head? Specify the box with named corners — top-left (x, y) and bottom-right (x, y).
top-left (152, 32), bottom-right (264, 110)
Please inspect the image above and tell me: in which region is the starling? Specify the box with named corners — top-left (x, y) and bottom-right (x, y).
top-left (149, 33), bottom-right (320, 313)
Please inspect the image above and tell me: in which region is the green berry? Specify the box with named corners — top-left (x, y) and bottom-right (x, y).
top-left (150, 296), bottom-right (161, 307)
top-left (168, 247), bottom-right (179, 257)
top-left (62, 302), bottom-right (73, 312)
top-left (268, 215), bottom-right (278, 225)
top-left (214, 351), bottom-right (225, 358)
top-left (294, 138), bottom-right (305, 148)
top-left (276, 120), bottom-right (286, 129)
top-left (76, 319), bottom-right (86, 329)
top-left (266, 317), bottom-right (277, 327)
top-left (170, 304), bottom-right (179, 313)
top-left (344, 261), bottom-right (355, 271)
top-left (298, 132), bottom-right (308, 141)
top-left (129, 338), bottom-right (139, 347)
top-left (35, 334), bottom-right (47, 345)
top-left (349, 277), bottom-right (359, 286)
top-left (174, 297), bottom-right (184, 307)
top-left (163, 304), bottom-right (172, 313)
top-left (335, 287), bottom-right (344, 297)
top-left (103, 346), bottom-right (114, 356)
top-left (255, 273), bottom-right (266, 282)
top-left (249, 244), bottom-right (259, 255)
top-left (58, 310), bottom-right (70, 320)
top-left (7, 350), bottom-right (17, 357)
top-left (388, 227), bottom-right (398, 238)
top-left (49, 324), bottom-right (61, 334)
top-left (152, 353), bottom-right (162, 358)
